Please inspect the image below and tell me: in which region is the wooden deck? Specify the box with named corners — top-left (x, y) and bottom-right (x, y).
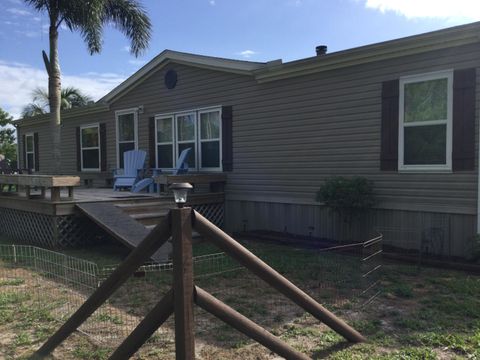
top-left (154, 173), bottom-right (227, 193)
top-left (0, 187), bottom-right (158, 216)
top-left (0, 178), bottom-right (225, 251)
top-left (0, 174), bottom-right (80, 201)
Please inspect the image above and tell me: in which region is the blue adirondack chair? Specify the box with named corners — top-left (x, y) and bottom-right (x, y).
top-left (173, 147), bottom-right (192, 175)
top-left (132, 148), bottom-right (192, 193)
top-left (113, 150), bottom-right (147, 191)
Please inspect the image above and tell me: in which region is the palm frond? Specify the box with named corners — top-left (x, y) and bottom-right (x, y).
top-left (21, 103), bottom-right (46, 118)
top-left (25, 0), bottom-right (151, 56)
top-left (101, 0), bottom-right (151, 57)
top-left (23, 0), bottom-right (49, 12)
top-left (31, 87), bottom-right (49, 107)
top-left (23, 86), bottom-right (93, 115)
top-left (61, 87), bottom-right (93, 108)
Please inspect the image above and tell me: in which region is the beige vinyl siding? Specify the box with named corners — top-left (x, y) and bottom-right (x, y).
top-left (18, 41), bottom-right (480, 215)
top-left (57, 111), bottom-right (111, 174)
top-left (17, 122), bottom-right (50, 173)
top-left (18, 110), bottom-right (111, 183)
top-left (111, 43), bottom-right (479, 215)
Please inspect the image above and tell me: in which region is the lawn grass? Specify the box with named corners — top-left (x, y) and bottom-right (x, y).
top-left (0, 235), bottom-right (479, 359)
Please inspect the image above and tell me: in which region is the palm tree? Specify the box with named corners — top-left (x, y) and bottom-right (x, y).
top-left (24, 0), bottom-right (151, 172)
top-left (21, 87), bottom-right (93, 117)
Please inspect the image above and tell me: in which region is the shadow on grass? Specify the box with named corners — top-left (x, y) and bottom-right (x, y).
top-left (312, 340), bottom-right (354, 359)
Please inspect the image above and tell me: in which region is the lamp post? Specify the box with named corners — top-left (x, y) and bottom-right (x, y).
top-left (169, 182), bottom-right (195, 359)
top-left (169, 182), bottom-right (193, 208)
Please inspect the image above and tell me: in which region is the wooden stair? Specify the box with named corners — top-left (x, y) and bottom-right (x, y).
top-left (114, 199), bottom-right (175, 226)
top-left (112, 192), bottom-right (225, 236)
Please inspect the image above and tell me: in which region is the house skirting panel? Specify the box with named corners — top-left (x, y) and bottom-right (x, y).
top-left (0, 207), bottom-right (104, 248)
top-left (225, 200), bottom-right (476, 258)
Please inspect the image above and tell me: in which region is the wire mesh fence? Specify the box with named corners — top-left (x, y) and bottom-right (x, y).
top-left (378, 225), bottom-right (452, 264)
top-left (0, 234), bottom-right (382, 355)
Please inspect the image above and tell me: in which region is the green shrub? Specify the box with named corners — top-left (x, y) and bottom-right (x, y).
top-left (316, 176), bottom-right (375, 223)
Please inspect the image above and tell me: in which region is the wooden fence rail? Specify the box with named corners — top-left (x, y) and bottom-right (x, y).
top-left (32, 206), bottom-right (365, 360)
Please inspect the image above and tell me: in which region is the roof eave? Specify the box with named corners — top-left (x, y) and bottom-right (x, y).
top-left (15, 103), bottom-right (109, 127)
top-left (255, 22), bottom-right (480, 83)
top-left (99, 50), bottom-right (269, 104)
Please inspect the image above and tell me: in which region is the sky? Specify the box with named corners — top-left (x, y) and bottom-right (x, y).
top-left (1, 0), bottom-right (480, 119)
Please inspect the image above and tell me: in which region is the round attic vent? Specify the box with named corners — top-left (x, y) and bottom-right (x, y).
top-left (165, 69), bottom-right (177, 89)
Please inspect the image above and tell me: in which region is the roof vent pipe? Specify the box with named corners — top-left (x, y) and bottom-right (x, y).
top-left (316, 45), bottom-right (327, 56)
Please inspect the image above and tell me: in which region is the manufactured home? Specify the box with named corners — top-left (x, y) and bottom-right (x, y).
top-left (15, 22), bottom-right (480, 257)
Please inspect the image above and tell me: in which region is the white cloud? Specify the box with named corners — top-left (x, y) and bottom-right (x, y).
top-left (128, 59), bottom-right (147, 66)
top-left (122, 45), bottom-right (131, 52)
top-left (14, 30), bottom-right (38, 38)
top-left (7, 8), bottom-right (31, 16)
top-left (363, 0), bottom-right (480, 20)
top-left (0, 60), bottom-right (126, 119)
top-left (15, 30), bottom-right (40, 38)
top-left (209, 0), bottom-right (216, 5)
top-left (287, 0), bottom-right (302, 6)
top-left (237, 50), bottom-right (257, 58)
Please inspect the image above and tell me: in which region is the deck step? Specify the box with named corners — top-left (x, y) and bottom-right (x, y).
top-left (131, 212), bottom-right (169, 226)
top-left (116, 201), bottom-right (174, 214)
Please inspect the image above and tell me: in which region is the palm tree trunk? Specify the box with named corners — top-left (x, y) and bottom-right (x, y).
top-left (49, 22), bottom-right (62, 174)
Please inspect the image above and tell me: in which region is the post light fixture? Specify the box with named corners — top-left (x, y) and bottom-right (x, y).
top-left (169, 182), bottom-right (193, 208)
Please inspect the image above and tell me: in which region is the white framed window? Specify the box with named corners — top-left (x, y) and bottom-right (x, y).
top-left (80, 124), bottom-right (101, 171)
top-left (398, 70), bottom-right (453, 172)
top-left (116, 109), bottom-right (138, 168)
top-left (25, 133), bottom-right (35, 171)
top-left (155, 115), bottom-right (174, 169)
top-left (154, 107), bottom-right (222, 171)
top-left (176, 112), bottom-right (197, 171)
top-left (199, 109), bottom-right (222, 170)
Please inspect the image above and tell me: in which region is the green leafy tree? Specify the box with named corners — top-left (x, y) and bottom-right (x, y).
top-left (0, 108), bottom-right (17, 165)
top-left (21, 86), bottom-right (93, 118)
top-left (24, 0), bottom-right (152, 172)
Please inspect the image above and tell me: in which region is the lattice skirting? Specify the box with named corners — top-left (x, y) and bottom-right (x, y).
top-left (0, 207), bottom-right (105, 248)
top-left (193, 202), bottom-right (224, 227)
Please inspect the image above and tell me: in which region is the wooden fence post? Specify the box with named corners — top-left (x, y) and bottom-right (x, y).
top-left (32, 217), bottom-right (172, 358)
top-left (172, 207), bottom-right (195, 360)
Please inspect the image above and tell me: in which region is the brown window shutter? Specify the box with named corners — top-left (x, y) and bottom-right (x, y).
top-left (76, 127), bottom-right (81, 172)
top-left (100, 123), bottom-right (107, 172)
top-left (148, 116), bottom-right (156, 168)
top-left (22, 134), bottom-right (26, 169)
top-left (221, 105), bottom-right (233, 172)
top-left (33, 132), bottom-right (39, 172)
top-left (380, 79), bottom-right (399, 171)
top-left (453, 68), bottom-right (476, 171)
